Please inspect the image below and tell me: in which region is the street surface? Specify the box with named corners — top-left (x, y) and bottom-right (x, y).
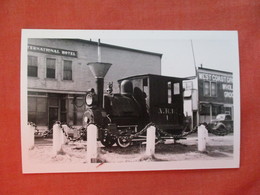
top-left (32, 132), bottom-right (234, 164)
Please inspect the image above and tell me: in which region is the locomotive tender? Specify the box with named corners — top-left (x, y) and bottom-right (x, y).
top-left (82, 71), bottom-right (190, 148)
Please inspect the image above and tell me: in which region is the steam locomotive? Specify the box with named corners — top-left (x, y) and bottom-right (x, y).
top-left (82, 73), bottom-right (191, 148)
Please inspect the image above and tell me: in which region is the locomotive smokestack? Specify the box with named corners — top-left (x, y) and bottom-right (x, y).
top-left (87, 40), bottom-right (112, 108)
top-left (87, 62), bottom-right (112, 108)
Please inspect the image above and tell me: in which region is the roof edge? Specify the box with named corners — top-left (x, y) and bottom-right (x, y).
top-left (198, 67), bottom-right (233, 75)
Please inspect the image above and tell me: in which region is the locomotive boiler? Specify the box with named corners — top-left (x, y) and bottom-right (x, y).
top-left (82, 62), bottom-right (190, 147)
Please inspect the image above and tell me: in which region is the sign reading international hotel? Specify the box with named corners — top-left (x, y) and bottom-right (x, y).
top-left (28, 44), bottom-right (77, 58)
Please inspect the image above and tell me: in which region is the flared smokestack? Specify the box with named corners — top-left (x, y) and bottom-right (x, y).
top-left (87, 39), bottom-right (112, 108)
top-left (87, 62), bottom-right (112, 108)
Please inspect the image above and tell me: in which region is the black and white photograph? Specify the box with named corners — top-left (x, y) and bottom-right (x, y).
top-left (20, 30), bottom-right (240, 173)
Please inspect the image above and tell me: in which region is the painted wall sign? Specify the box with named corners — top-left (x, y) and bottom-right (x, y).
top-left (198, 72), bottom-right (233, 84)
top-left (28, 44), bottom-right (77, 58)
top-left (198, 70), bottom-right (233, 103)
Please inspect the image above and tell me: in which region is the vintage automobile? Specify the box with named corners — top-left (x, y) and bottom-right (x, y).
top-left (209, 114), bottom-right (233, 132)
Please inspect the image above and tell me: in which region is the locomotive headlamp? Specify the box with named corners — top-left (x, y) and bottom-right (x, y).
top-left (85, 88), bottom-right (98, 107)
top-left (85, 93), bottom-right (93, 106)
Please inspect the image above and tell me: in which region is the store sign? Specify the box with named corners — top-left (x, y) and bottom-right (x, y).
top-left (198, 72), bottom-right (233, 83)
top-left (199, 72), bottom-right (233, 99)
top-left (28, 44), bottom-right (77, 58)
top-left (223, 83), bottom-right (233, 98)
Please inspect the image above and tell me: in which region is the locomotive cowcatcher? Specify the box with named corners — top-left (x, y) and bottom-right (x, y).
top-left (82, 64), bottom-right (190, 148)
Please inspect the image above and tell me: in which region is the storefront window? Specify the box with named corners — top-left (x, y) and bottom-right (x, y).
top-left (200, 104), bottom-right (210, 115)
top-left (28, 96), bottom-right (47, 125)
top-left (212, 105), bottom-right (221, 116)
top-left (28, 97), bottom-right (37, 112)
top-left (28, 56), bottom-right (38, 77)
top-left (46, 58), bottom-right (56, 78)
top-left (63, 60), bottom-right (72, 80)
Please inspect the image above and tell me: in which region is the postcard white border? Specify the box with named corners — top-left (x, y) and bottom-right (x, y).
top-left (21, 30), bottom-right (240, 173)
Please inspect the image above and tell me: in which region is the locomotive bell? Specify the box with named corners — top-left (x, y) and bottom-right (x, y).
top-left (87, 62), bottom-right (112, 108)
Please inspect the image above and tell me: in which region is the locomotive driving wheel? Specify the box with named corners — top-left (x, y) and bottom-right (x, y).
top-left (116, 134), bottom-right (132, 148)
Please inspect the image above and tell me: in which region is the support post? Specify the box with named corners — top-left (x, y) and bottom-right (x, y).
top-left (145, 125), bottom-right (156, 157)
top-left (198, 124), bottom-right (208, 152)
top-left (53, 123), bottom-right (63, 155)
top-left (26, 123), bottom-right (35, 150)
top-left (86, 124), bottom-right (98, 163)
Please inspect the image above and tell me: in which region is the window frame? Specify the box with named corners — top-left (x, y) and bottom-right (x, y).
top-left (173, 82), bottom-right (180, 95)
top-left (167, 81), bottom-right (172, 104)
top-left (46, 58), bottom-right (56, 79)
top-left (211, 82), bottom-right (217, 97)
top-left (203, 81), bottom-right (210, 96)
top-left (28, 55), bottom-right (38, 77)
top-left (63, 60), bottom-right (73, 81)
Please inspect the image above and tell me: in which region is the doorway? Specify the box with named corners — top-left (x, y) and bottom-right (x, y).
top-left (48, 107), bottom-right (59, 129)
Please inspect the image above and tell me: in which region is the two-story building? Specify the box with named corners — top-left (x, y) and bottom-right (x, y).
top-left (27, 39), bottom-right (162, 130)
top-left (198, 67), bottom-right (233, 123)
top-left (183, 66), bottom-right (233, 126)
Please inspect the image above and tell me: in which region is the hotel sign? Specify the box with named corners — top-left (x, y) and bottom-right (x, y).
top-left (28, 44), bottom-right (77, 58)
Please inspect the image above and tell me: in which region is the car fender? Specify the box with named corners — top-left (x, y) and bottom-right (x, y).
top-left (212, 122), bottom-right (226, 130)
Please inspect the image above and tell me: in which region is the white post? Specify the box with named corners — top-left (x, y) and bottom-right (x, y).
top-left (61, 125), bottom-right (69, 145)
top-left (53, 123), bottom-right (63, 155)
top-left (26, 123), bottom-right (35, 150)
top-left (145, 125), bottom-right (156, 157)
top-left (87, 124), bottom-right (98, 163)
top-left (198, 124), bottom-right (208, 152)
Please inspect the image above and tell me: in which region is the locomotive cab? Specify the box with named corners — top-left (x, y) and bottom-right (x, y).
top-left (118, 74), bottom-right (188, 135)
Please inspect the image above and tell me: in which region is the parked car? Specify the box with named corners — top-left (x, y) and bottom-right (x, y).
top-left (209, 114), bottom-right (233, 132)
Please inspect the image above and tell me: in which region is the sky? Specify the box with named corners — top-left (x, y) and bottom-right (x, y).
top-left (23, 30), bottom-right (239, 78)
top-left (76, 30), bottom-right (239, 78)
top-left (98, 38), bottom-right (237, 77)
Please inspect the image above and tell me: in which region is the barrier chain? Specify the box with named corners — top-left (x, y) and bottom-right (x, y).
top-left (54, 121), bottom-right (86, 142)
top-left (28, 122), bottom-right (42, 136)
top-left (29, 119), bottom-right (231, 144)
top-left (130, 122), bottom-right (197, 141)
top-left (155, 124), bottom-right (197, 140)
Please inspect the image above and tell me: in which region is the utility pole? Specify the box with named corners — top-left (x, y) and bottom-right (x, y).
top-left (191, 40), bottom-right (200, 127)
